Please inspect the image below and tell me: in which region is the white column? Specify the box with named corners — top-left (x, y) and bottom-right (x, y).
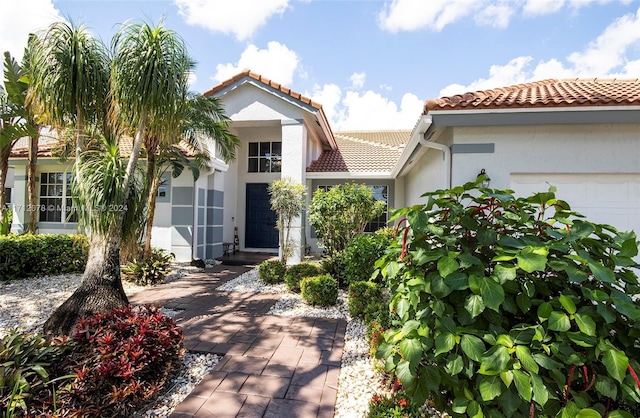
top-left (280, 119), bottom-right (306, 264)
top-left (10, 165), bottom-right (27, 234)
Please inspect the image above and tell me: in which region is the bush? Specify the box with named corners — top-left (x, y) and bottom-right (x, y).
top-left (309, 182), bottom-right (385, 256)
top-left (0, 330), bottom-right (74, 417)
top-left (343, 232), bottom-right (393, 286)
top-left (321, 253), bottom-right (348, 288)
top-left (122, 247), bottom-right (174, 286)
top-left (258, 259), bottom-right (286, 284)
top-left (53, 305), bottom-right (184, 416)
top-left (367, 391), bottom-right (424, 418)
top-left (284, 262), bottom-right (323, 292)
top-left (0, 234), bottom-right (88, 280)
top-left (300, 274), bottom-right (338, 306)
top-left (375, 182), bottom-right (640, 417)
top-left (348, 281), bottom-right (386, 322)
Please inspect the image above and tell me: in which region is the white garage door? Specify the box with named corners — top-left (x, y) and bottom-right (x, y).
top-left (510, 174), bottom-right (640, 236)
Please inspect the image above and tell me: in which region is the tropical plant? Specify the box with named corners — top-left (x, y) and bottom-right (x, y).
top-left (29, 19), bottom-right (195, 336)
top-left (375, 181), bottom-right (640, 417)
top-left (308, 182), bottom-right (385, 257)
top-left (268, 178), bottom-right (306, 263)
top-left (122, 247), bottom-right (174, 286)
top-left (142, 92), bottom-right (238, 258)
top-left (1, 51), bottom-right (39, 229)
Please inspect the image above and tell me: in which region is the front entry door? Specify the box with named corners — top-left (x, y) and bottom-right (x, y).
top-left (245, 183), bottom-right (279, 249)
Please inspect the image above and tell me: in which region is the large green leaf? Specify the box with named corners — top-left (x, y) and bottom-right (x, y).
top-left (396, 360), bottom-right (415, 387)
top-left (479, 345), bottom-right (510, 375)
top-left (531, 373), bottom-right (549, 406)
top-left (575, 409), bottom-right (604, 418)
top-left (399, 338), bottom-right (422, 370)
top-left (479, 375), bottom-right (502, 401)
top-left (446, 354), bottom-right (464, 375)
top-left (515, 346), bottom-right (539, 374)
top-left (537, 302), bottom-right (552, 321)
top-left (559, 294), bottom-right (577, 314)
top-left (465, 294), bottom-right (485, 318)
top-left (602, 348), bottom-right (629, 383)
top-left (434, 332), bottom-right (456, 356)
top-left (493, 264), bottom-right (516, 283)
top-left (573, 313), bottom-right (596, 337)
top-left (478, 276), bottom-right (504, 311)
top-left (517, 247), bottom-right (548, 273)
top-left (512, 369), bottom-right (532, 402)
top-left (460, 334), bottom-right (485, 362)
top-left (547, 311), bottom-right (571, 332)
top-left (588, 261), bottom-right (615, 283)
top-left (608, 410), bottom-right (635, 418)
top-left (594, 375), bottom-right (618, 399)
top-left (438, 256), bottom-right (459, 278)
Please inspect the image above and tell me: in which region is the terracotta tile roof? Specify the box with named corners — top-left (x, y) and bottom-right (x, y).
top-left (307, 130), bottom-right (409, 173)
top-left (10, 137), bottom-right (196, 158)
top-left (204, 69), bottom-right (323, 110)
top-left (424, 78), bottom-right (640, 113)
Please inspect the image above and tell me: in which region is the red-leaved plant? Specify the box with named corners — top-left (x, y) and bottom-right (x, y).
top-left (51, 305), bottom-right (185, 417)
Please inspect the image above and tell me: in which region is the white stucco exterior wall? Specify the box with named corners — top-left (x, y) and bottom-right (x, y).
top-left (281, 120), bottom-right (306, 264)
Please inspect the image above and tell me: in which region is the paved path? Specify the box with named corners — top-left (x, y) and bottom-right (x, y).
top-left (129, 265), bottom-right (346, 418)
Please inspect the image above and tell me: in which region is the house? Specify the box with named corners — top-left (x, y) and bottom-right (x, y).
top-left (7, 74), bottom-right (640, 263)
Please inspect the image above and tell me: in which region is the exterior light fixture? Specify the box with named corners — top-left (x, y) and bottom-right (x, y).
top-left (478, 168), bottom-right (491, 188)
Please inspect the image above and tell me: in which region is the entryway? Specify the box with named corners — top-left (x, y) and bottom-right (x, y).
top-left (245, 183), bottom-right (279, 249)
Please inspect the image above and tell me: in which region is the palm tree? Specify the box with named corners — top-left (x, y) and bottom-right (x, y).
top-left (142, 93), bottom-right (239, 257)
top-left (40, 20), bottom-right (195, 335)
top-left (27, 20), bottom-right (109, 185)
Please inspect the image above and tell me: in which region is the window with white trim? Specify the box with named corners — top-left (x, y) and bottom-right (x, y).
top-left (364, 185), bottom-right (388, 232)
top-left (248, 141), bottom-right (282, 173)
top-left (39, 172), bottom-right (77, 223)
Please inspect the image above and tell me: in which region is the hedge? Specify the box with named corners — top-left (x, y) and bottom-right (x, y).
top-left (0, 234), bottom-right (88, 280)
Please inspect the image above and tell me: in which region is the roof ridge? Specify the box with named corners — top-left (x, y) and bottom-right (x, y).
top-left (335, 133), bottom-right (403, 151)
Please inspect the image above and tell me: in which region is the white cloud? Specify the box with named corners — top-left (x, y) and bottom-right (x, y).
top-left (174, 0), bottom-right (289, 41)
top-left (0, 0), bottom-right (61, 60)
top-left (212, 41), bottom-right (299, 85)
top-left (378, 0), bottom-right (627, 32)
top-left (438, 6), bottom-right (640, 97)
top-left (309, 84), bottom-right (423, 130)
top-left (187, 71), bottom-right (197, 87)
top-left (349, 72), bottom-right (366, 89)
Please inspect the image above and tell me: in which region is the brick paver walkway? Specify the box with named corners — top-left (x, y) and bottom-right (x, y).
top-left (129, 265), bottom-right (346, 418)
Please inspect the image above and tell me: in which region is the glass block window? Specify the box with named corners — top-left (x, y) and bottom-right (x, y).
top-left (39, 172), bottom-right (77, 223)
top-left (248, 141), bottom-right (282, 173)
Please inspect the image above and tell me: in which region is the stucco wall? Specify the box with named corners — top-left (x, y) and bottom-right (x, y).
top-left (449, 123), bottom-right (640, 190)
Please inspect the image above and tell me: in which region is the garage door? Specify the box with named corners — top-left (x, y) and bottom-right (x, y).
top-left (510, 174), bottom-right (640, 236)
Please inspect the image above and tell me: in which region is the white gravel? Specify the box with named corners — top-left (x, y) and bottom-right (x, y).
top-left (0, 264), bottom-right (432, 418)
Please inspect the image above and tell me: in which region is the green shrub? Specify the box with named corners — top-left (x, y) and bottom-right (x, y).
top-left (0, 234), bottom-right (88, 280)
top-left (301, 274), bottom-right (338, 306)
top-left (348, 281), bottom-right (386, 322)
top-left (308, 182), bottom-right (385, 256)
top-left (122, 247), bottom-right (174, 286)
top-left (258, 259), bottom-right (286, 284)
top-left (0, 330), bottom-right (74, 417)
top-left (284, 262), bottom-right (323, 292)
top-left (321, 253), bottom-right (348, 288)
top-left (375, 181), bottom-right (640, 417)
top-left (343, 232), bottom-right (392, 286)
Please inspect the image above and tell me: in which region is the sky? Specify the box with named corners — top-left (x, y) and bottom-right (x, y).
top-left (1, 0), bottom-right (640, 131)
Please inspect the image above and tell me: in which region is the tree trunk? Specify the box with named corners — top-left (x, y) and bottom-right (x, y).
top-left (43, 232), bottom-right (129, 336)
top-left (143, 142), bottom-right (158, 258)
top-left (0, 145), bottom-right (10, 211)
top-left (122, 111), bottom-right (147, 204)
top-left (27, 133), bottom-right (39, 233)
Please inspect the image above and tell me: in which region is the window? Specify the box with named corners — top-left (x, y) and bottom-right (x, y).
top-left (248, 141), bottom-right (281, 173)
top-left (4, 188), bottom-right (10, 208)
top-left (364, 185), bottom-right (388, 233)
top-left (39, 172), bottom-right (77, 223)
top-left (157, 178), bottom-right (168, 197)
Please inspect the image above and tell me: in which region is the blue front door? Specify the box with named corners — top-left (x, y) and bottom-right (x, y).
top-left (245, 183), bottom-right (279, 249)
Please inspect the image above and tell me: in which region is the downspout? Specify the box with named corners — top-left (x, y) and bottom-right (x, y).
top-left (418, 129), bottom-right (451, 189)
